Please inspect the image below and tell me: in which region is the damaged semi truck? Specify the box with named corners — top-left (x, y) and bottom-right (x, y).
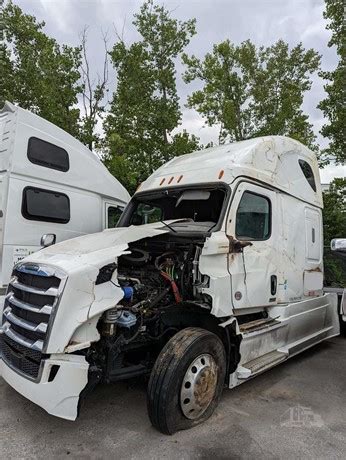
top-left (0, 136), bottom-right (340, 434)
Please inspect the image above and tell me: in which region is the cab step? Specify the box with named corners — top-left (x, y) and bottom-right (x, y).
top-left (239, 317), bottom-right (281, 334)
top-left (236, 350), bottom-right (288, 380)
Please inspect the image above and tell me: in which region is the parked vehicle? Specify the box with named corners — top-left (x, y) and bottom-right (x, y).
top-left (0, 101), bottom-right (130, 308)
top-left (324, 238), bottom-right (346, 335)
top-left (0, 136), bottom-right (340, 434)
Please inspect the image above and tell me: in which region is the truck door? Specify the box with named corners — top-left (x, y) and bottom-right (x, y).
top-left (227, 182), bottom-right (278, 309)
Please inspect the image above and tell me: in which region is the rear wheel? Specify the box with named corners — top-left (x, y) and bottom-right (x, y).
top-left (147, 327), bottom-right (226, 434)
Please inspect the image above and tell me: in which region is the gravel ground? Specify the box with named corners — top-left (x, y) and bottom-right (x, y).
top-left (0, 336), bottom-right (345, 460)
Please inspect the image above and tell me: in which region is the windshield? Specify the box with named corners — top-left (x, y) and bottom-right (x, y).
top-left (118, 185), bottom-right (228, 232)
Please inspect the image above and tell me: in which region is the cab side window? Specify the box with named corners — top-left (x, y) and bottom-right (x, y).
top-left (236, 191), bottom-right (271, 240)
top-left (107, 206), bottom-right (123, 228)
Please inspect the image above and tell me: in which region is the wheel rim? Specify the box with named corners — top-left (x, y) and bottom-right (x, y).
top-left (180, 353), bottom-right (218, 420)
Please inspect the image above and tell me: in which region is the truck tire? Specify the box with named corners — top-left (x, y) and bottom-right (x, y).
top-left (147, 327), bottom-right (226, 434)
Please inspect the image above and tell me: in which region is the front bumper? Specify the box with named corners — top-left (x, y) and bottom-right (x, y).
top-left (0, 353), bottom-right (89, 420)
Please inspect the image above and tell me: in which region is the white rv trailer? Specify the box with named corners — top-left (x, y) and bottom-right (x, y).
top-left (0, 136), bottom-right (340, 434)
top-left (0, 101), bottom-right (130, 300)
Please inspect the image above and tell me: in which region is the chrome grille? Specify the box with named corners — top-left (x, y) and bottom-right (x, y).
top-left (0, 263), bottom-right (66, 380)
top-left (0, 333), bottom-right (42, 379)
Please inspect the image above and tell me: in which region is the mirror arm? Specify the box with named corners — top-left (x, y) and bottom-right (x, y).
top-left (227, 235), bottom-right (253, 253)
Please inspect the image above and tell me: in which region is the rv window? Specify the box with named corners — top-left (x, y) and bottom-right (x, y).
top-left (299, 160), bottom-right (316, 192)
top-left (108, 206), bottom-right (123, 228)
top-left (27, 137), bottom-right (69, 172)
top-left (236, 191), bottom-right (271, 240)
top-left (22, 187), bottom-right (70, 223)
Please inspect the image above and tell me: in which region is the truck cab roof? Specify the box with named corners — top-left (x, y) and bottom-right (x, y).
top-left (139, 136), bottom-right (322, 208)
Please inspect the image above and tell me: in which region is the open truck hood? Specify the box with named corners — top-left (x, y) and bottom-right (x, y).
top-left (24, 222), bottom-right (169, 274)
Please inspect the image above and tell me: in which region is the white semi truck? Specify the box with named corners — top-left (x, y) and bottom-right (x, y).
top-left (0, 136), bottom-right (340, 434)
top-left (0, 102), bottom-right (130, 306)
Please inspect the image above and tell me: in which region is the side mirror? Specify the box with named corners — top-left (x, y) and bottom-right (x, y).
top-left (331, 238), bottom-right (346, 252)
top-left (41, 233), bottom-right (56, 248)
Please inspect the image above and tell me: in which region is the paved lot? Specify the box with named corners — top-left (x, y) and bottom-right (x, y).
top-left (0, 337), bottom-right (345, 460)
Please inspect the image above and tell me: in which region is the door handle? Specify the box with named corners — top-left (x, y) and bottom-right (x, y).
top-left (271, 275), bottom-right (277, 295)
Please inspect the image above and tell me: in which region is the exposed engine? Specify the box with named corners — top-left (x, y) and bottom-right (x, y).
top-left (87, 236), bottom-right (210, 383)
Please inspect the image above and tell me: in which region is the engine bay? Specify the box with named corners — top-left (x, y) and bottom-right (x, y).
top-left (119, 239), bottom-right (200, 305)
top-left (86, 234), bottom-right (211, 383)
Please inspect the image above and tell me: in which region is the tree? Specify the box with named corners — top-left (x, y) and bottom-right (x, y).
top-left (183, 39), bottom-right (320, 148)
top-left (103, 0), bottom-right (198, 193)
top-left (323, 178), bottom-right (346, 286)
top-left (79, 27), bottom-right (110, 150)
top-left (1, 1), bottom-right (82, 138)
top-left (318, 0), bottom-right (345, 165)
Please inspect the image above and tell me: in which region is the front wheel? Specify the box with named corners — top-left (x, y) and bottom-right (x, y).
top-left (147, 327), bottom-right (226, 434)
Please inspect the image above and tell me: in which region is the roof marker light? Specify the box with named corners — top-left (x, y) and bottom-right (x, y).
top-left (160, 178), bottom-right (165, 186)
top-left (177, 175), bottom-right (183, 183)
top-left (168, 176), bottom-right (174, 184)
top-left (218, 170), bottom-right (224, 179)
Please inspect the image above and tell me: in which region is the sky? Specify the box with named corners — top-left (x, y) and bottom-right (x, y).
top-left (13, 0), bottom-right (346, 183)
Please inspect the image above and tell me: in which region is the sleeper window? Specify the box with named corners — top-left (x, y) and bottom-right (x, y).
top-left (236, 191), bottom-right (271, 240)
top-left (27, 137), bottom-right (69, 172)
top-left (299, 160), bottom-right (316, 192)
top-left (22, 187), bottom-right (70, 223)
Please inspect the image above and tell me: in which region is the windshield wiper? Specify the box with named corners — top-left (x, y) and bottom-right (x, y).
top-left (160, 220), bottom-right (177, 233)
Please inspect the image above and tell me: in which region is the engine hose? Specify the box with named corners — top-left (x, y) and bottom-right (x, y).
top-left (160, 271), bottom-right (182, 303)
top-left (148, 286), bottom-right (171, 309)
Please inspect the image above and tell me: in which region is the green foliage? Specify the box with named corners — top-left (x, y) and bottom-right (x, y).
top-left (318, 0), bottom-right (345, 165)
top-left (323, 178), bottom-right (346, 286)
top-left (103, 0), bottom-right (198, 193)
top-left (0, 1), bottom-right (82, 138)
top-left (183, 39), bottom-right (320, 149)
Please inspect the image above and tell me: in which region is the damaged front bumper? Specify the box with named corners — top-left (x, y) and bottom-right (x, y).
top-left (0, 353), bottom-right (89, 420)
